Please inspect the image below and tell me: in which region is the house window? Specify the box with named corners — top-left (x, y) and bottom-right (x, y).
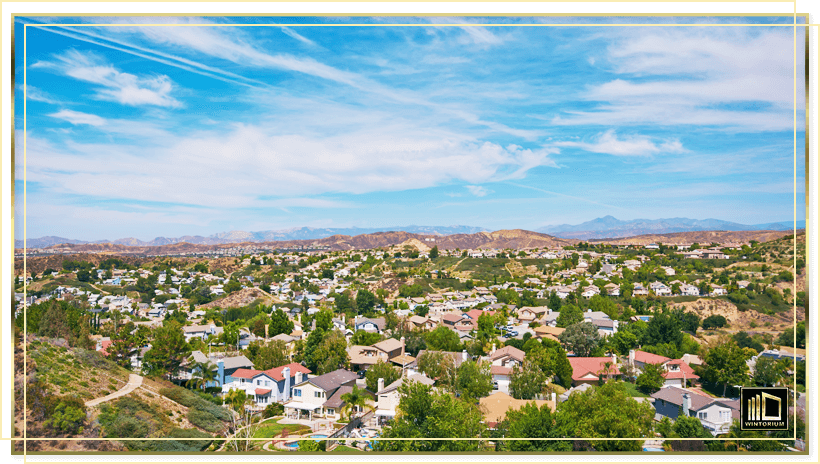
top-left (327, 408), bottom-right (334, 415)
top-left (315, 391), bottom-right (323, 398)
top-left (698, 411), bottom-right (707, 420)
top-left (294, 389), bottom-right (302, 397)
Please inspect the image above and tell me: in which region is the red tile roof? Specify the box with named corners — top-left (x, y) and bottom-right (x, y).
top-left (99, 340), bottom-right (114, 356)
top-left (633, 350), bottom-right (670, 365)
top-left (568, 357), bottom-right (621, 381)
top-left (264, 363), bottom-right (312, 381)
top-left (255, 388), bottom-right (272, 395)
top-left (661, 360), bottom-right (700, 380)
top-left (464, 309), bottom-right (496, 321)
top-left (231, 368), bottom-right (261, 380)
top-left (490, 365), bottom-right (513, 376)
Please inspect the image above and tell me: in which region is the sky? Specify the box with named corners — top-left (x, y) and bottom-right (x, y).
top-left (13, 16), bottom-right (808, 242)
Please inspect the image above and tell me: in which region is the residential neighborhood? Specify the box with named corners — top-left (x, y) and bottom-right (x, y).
top-left (13, 230), bottom-right (807, 453)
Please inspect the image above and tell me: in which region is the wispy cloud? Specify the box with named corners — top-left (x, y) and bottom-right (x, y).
top-left (465, 185), bottom-right (492, 197)
top-left (553, 130), bottom-right (685, 157)
top-left (32, 49), bottom-right (182, 108)
top-left (19, 84), bottom-right (63, 104)
top-left (48, 109), bottom-right (105, 126)
top-left (280, 26), bottom-right (319, 47)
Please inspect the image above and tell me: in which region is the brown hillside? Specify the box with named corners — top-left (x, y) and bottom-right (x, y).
top-left (196, 287), bottom-right (283, 309)
top-left (592, 229), bottom-right (799, 246)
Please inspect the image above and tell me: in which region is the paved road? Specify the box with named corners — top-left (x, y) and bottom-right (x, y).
top-left (85, 374), bottom-right (143, 407)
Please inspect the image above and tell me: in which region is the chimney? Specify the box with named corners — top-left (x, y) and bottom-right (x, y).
top-left (282, 367), bottom-right (291, 402)
top-left (462, 350), bottom-right (468, 362)
top-left (547, 308), bottom-right (552, 315)
top-left (491, 343), bottom-right (496, 355)
top-left (551, 392), bottom-right (557, 405)
top-left (682, 393), bottom-right (691, 417)
top-left (311, 319), bottom-right (316, 331)
top-left (400, 337), bottom-right (405, 356)
top-left (341, 313), bottom-right (345, 324)
top-left (611, 353), bottom-right (617, 365)
top-left (629, 350), bottom-right (635, 366)
top-left (217, 360), bottom-right (225, 388)
top-left (378, 377), bottom-right (385, 393)
top-left (295, 371), bottom-right (303, 384)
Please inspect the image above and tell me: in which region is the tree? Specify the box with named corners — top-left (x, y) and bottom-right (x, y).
top-left (429, 245), bottom-right (439, 259)
top-left (500, 402), bottom-right (570, 451)
top-left (548, 292), bottom-right (561, 311)
top-left (314, 309), bottom-right (333, 331)
top-left (374, 381), bottom-right (485, 451)
top-left (643, 309), bottom-right (683, 348)
top-left (556, 304), bottom-right (583, 328)
top-left (44, 397), bottom-right (87, 436)
top-left (108, 332), bottom-right (138, 369)
top-left (509, 360), bottom-right (548, 400)
top-left (366, 360), bottom-right (401, 392)
top-left (311, 330), bottom-right (350, 374)
top-left (38, 301), bottom-right (73, 340)
top-left (424, 326), bottom-right (461, 352)
top-left (557, 322), bottom-right (601, 357)
top-left (340, 385), bottom-right (372, 421)
top-left (356, 289), bottom-right (376, 314)
top-left (608, 330), bottom-right (638, 356)
top-left (554, 381), bottom-right (655, 451)
top-left (141, 321), bottom-right (191, 380)
top-left (350, 329), bottom-right (382, 347)
top-left (249, 340), bottom-right (289, 370)
top-left (454, 359), bottom-right (493, 402)
top-left (752, 356), bottom-right (786, 387)
top-left (268, 308), bottom-right (294, 337)
top-left (416, 351), bottom-right (456, 386)
top-left (702, 314), bottom-right (727, 330)
top-left (703, 338), bottom-right (750, 396)
top-left (186, 361), bottom-right (218, 390)
top-left (635, 363), bottom-right (665, 394)
top-left (588, 295), bottom-right (619, 320)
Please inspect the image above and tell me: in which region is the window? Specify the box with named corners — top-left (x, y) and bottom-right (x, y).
top-left (294, 389), bottom-right (301, 397)
top-left (315, 391), bottom-right (323, 398)
top-left (326, 408), bottom-right (334, 415)
top-left (698, 411), bottom-right (707, 420)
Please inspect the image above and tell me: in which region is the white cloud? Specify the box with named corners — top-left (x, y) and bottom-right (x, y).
top-left (553, 130), bottom-right (685, 157)
top-left (21, 117), bottom-right (560, 210)
top-left (32, 49), bottom-right (182, 108)
top-left (48, 109), bottom-right (105, 126)
top-left (556, 27), bottom-right (804, 131)
top-left (20, 85), bottom-right (62, 104)
top-left (280, 26), bottom-right (318, 47)
top-left (465, 185), bottom-right (492, 197)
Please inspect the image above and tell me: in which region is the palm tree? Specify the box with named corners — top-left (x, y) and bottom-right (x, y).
top-left (186, 361), bottom-right (218, 390)
top-left (224, 388), bottom-right (250, 414)
top-left (340, 385), bottom-right (371, 422)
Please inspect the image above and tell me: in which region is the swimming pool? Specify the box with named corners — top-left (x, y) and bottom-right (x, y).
top-left (310, 434), bottom-right (328, 439)
top-left (638, 316), bottom-right (651, 322)
top-left (284, 441), bottom-right (299, 448)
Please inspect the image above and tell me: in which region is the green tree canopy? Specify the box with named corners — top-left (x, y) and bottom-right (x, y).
top-left (554, 382), bottom-right (655, 451)
top-left (703, 337), bottom-right (750, 396)
top-left (635, 362), bottom-right (665, 394)
top-left (557, 322), bottom-right (601, 357)
top-left (268, 308), bottom-right (294, 337)
top-left (499, 402), bottom-right (571, 452)
top-left (424, 326), bottom-right (462, 352)
top-left (374, 381), bottom-right (485, 451)
top-left (454, 359), bottom-right (493, 402)
top-left (365, 360), bottom-right (401, 392)
top-left (556, 304), bottom-right (584, 328)
top-left (142, 321), bottom-right (191, 380)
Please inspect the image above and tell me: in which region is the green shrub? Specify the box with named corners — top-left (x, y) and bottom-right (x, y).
top-left (187, 409), bottom-right (224, 433)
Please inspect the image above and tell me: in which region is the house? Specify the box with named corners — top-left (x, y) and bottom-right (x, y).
top-left (353, 316), bottom-right (386, 333)
top-left (604, 283), bottom-right (620, 296)
top-left (148, 305), bottom-right (166, 318)
top-left (567, 355), bottom-right (621, 386)
top-left (181, 351), bottom-right (255, 387)
top-left (533, 325), bottom-right (565, 342)
top-left (516, 306), bottom-right (550, 324)
top-left (679, 283), bottom-right (700, 296)
top-left (441, 312), bottom-right (467, 327)
top-left (651, 386), bottom-right (739, 436)
top-left (406, 315), bottom-right (436, 331)
top-left (710, 284), bottom-right (727, 296)
top-left (488, 345), bottom-right (525, 369)
top-left (627, 350), bottom-right (700, 387)
top-left (374, 373), bottom-right (435, 425)
top-left (649, 282), bottom-right (672, 296)
top-left (557, 382), bottom-right (593, 402)
top-left (221, 363), bottom-right (312, 409)
top-left (479, 391), bottom-right (555, 429)
top-left (285, 368), bottom-right (360, 421)
top-left (182, 324), bottom-right (221, 342)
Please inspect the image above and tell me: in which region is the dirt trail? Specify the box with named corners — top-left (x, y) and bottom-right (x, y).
top-left (85, 374), bottom-right (143, 407)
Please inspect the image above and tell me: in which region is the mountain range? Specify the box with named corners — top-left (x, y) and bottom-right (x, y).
top-left (15, 225), bottom-right (489, 249)
top-left (17, 217), bottom-right (803, 249)
top-left (536, 216), bottom-right (805, 240)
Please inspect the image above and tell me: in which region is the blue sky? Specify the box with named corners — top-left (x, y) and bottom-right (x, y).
top-left (14, 16), bottom-right (807, 241)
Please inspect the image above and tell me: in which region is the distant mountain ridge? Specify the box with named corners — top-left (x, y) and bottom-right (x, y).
top-left (537, 216), bottom-right (805, 240)
top-left (16, 225), bottom-right (490, 249)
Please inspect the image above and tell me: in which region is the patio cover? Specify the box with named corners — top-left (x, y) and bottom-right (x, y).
top-left (284, 401), bottom-right (320, 411)
top-left (374, 409), bottom-right (396, 416)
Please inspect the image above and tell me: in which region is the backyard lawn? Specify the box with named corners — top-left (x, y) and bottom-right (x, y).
top-left (253, 423), bottom-right (311, 439)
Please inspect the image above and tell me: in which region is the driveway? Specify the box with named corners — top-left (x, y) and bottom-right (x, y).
top-left (85, 374), bottom-right (143, 407)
